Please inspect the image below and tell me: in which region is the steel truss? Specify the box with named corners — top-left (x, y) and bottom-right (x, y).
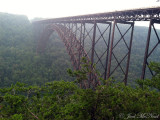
top-left (141, 19), bottom-right (160, 79)
top-left (61, 21), bottom-right (112, 88)
top-left (33, 7), bottom-right (160, 24)
top-left (33, 7), bottom-right (160, 88)
top-left (107, 20), bottom-right (134, 85)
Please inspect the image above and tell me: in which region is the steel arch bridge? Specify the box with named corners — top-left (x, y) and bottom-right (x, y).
top-left (33, 7), bottom-right (160, 88)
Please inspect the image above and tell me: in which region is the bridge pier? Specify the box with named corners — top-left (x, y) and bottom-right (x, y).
top-left (141, 19), bottom-right (160, 80)
top-left (107, 20), bottom-right (134, 85)
top-left (81, 21), bottom-right (112, 87)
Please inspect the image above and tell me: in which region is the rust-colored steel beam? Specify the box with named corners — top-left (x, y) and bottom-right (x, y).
top-left (78, 23), bottom-right (83, 70)
top-left (124, 22), bottom-right (134, 85)
top-left (141, 20), bottom-right (153, 80)
top-left (104, 22), bottom-right (111, 80)
top-left (89, 21), bottom-right (97, 87)
top-left (107, 20), bottom-right (116, 79)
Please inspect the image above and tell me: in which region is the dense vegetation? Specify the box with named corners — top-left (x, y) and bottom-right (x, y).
top-left (0, 13), bottom-right (73, 87)
top-left (0, 61), bottom-right (160, 120)
top-left (0, 13), bottom-right (160, 119)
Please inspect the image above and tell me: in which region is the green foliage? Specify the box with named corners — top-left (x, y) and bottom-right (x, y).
top-left (1, 61), bottom-right (160, 119)
top-left (147, 62), bottom-right (160, 90)
top-left (0, 80), bottom-right (160, 120)
top-left (67, 57), bottom-right (105, 86)
top-left (67, 57), bottom-right (91, 83)
top-left (136, 62), bottom-right (160, 90)
top-left (1, 59), bottom-right (160, 119)
top-left (0, 13), bottom-right (73, 87)
top-left (11, 114), bottom-right (23, 120)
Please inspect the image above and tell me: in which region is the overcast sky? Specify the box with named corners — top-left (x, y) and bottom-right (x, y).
top-left (0, 0), bottom-right (159, 19)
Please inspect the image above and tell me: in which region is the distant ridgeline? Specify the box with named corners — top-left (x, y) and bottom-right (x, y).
top-left (0, 13), bottom-right (159, 87)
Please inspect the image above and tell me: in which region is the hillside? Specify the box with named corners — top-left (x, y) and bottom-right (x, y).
top-left (0, 13), bottom-right (73, 87)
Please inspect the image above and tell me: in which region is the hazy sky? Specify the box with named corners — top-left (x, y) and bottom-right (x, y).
top-left (0, 0), bottom-right (159, 19)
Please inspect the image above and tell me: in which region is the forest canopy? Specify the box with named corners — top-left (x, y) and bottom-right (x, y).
top-left (0, 13), bottom-right (73, 87)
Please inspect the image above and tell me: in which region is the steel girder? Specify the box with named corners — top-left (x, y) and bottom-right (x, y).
top-left (33, 7), bottom-right (160, 24)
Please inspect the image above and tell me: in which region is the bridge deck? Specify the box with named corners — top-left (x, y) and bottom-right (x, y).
top-left (34, 7), bottom-right (160, 24)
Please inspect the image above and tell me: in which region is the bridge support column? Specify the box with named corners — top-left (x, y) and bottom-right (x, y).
top-left (78, 22), bottom-right (83, 69)
top-left (107, 20), bottom-right (134, 85)
top-left (124, 22), bottom-right (134, 85)
top-left (141, 20), bottom-right (152, 80)
top-left (82, 23), bottom-right (85, 57)
top-left (103, 22), bottom-right (112, 80)
top-left (107, 20), bottom-right (116, 80)
top-left (141, 19), bottom-right (160, 80)
top-left (89, 21), bottom-right (97, 88)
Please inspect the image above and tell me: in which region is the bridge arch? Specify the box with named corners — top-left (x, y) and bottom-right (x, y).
top-left (36, 23), bottom-right (101, 88)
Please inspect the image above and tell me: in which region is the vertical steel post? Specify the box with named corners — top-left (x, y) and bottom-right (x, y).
top-left (75, 23), bottom-right (78, 47)
top-left (104, 23), bottom-right (111, 80)
top-left (69, 23), bottom-right (73, 54)
top-left (68, 23), bottom-right (71, 54)
top-left (78, 22), bottom-right (83, 69)
top-left (63, 23), bottom-right (67, 50)
top-left (107, 20), bottom-right (116, 79)
top-left (34, 24), bottom-right (39, 54)
top-left (124, 22), bottom-right (134, 85)
top-left (63, 23), bottom-right (66, 35)
top-left (90, 21), bottom-right (97, 87)
top-left (91, 22), bottom-right (97, 65)
top-left (141, 19), bottom-right (152, 80)
top-left (82, 23), bottom-right (85, 57)
top-left (71, 23), bottom-right (74, 46)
